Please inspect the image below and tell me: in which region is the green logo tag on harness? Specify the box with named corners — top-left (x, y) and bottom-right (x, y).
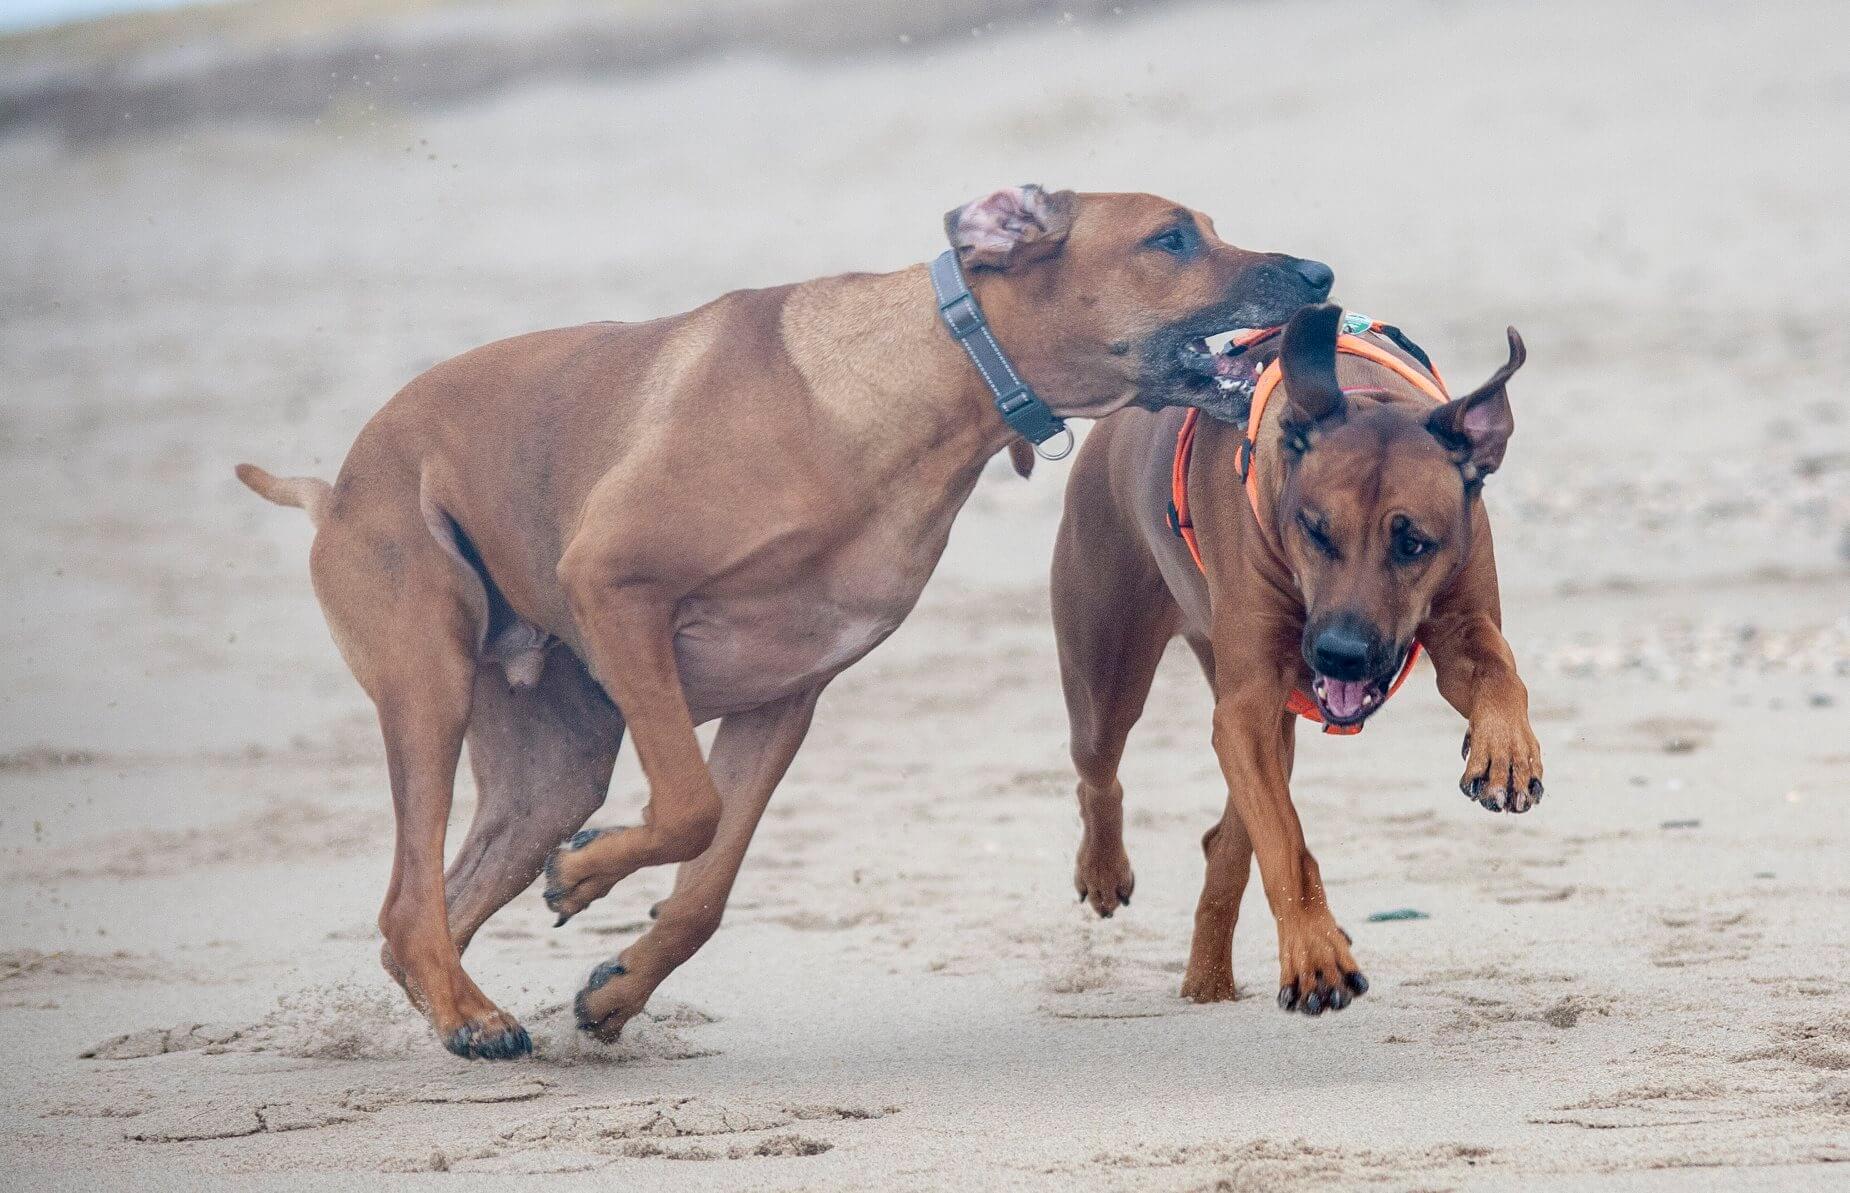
top-left (1340, 312), bottom-right (1375, 336)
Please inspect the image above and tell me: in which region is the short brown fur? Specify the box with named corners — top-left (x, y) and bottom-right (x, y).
top-left (237, 188), bottom-right (1332, 1058)
top-left (1050, 303), bottom-right (1542, 1015)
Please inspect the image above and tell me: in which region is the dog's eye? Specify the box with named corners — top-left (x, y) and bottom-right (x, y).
top-left (1391, 522), bottom-right (1434, 564)
top-left (1146, 226), bottom-right (1199, 258)
top-left (1297, 511), bottom-right (1339, 559)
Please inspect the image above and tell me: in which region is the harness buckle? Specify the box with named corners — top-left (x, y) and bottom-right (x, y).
top-left (993, 386), bottom-right (1034, 417)
top-left (1235, 437), bottom-right (1254, 480)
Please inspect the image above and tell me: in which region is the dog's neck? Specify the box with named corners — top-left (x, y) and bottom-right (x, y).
top-left (779, 265), bottom-right (1027, 483)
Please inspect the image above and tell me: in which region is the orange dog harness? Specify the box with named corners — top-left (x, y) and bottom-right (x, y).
top-left (1168, 321), bottom-right (1449, 734)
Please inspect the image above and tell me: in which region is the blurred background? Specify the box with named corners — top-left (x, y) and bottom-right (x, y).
top-left (2, 1), bottom-right (1847, 1186)
top-left (5, 0), bottom-right (1846, 751)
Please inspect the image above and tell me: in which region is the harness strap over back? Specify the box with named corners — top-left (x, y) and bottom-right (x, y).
top-left (1169, 323), bottom-right (1448, 735)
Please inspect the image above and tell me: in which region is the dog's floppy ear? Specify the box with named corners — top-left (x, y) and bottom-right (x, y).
top-left (1278, 303), bottom-right (1347, 433)
top-left (944, 185), bottom-right (1076, 272)
top-left (1428, 327), bottom-right (1524, 479)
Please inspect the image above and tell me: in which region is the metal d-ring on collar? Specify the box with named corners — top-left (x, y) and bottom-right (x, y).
top-left (928, 249), bottom-right (1074, 461)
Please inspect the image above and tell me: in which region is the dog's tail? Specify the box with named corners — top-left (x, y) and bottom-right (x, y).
top-left (235, 463), bottom-right (332, 527)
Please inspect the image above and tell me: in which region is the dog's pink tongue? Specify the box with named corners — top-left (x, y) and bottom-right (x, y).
top-left (1213, 351), bottom-right (1254, 379)
top-left (1321, 678), bottom-right (1368, 720)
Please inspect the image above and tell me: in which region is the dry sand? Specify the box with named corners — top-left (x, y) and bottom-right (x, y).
top-left (2, 0), bottom-right (1848, 1187)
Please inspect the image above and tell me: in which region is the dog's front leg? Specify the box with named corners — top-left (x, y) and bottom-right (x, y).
top-left (542, 562), bottom-right (723, 925)
top-left (1422, 539), bottom-right (1544, 814)
top-left (1195, 676), bottom-right (1367, 1016)
top-left (575, 688), bottom-right (821, 1040)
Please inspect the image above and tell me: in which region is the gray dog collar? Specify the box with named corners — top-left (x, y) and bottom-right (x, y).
top-left (929, 250), bottom-right (1073, 460)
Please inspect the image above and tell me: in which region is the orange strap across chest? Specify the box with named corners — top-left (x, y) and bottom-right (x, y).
top-left (1169, 328), bottom-right (1448, 735)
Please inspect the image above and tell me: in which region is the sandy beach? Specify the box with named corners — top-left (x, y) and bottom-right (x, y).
top-left (2, 0), bottom-right (1848, 1186)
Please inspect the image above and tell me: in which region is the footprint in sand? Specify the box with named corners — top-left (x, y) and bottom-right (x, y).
top-left (122, 1080), bottom-right (552, 1144)
top-left (1036, 929), bottom-right (1192, 1021)
top-left (1084, 1137), bottom-right (1497, 1184)
top-left (1530, 1082), bottom-right (1755, 1131)
top-left (1736, 1020), bottom-right (1850, 1074)
top-left (1650, 905), bottom-right (1759, 969)
top-left (484, 1097), bottom-right (896, 1165)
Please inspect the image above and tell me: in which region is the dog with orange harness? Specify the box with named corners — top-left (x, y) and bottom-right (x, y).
top-left (1047, 302), bottom-right (1543, 1015)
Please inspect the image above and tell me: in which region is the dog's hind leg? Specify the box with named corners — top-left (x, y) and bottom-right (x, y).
top-left (1176, 631), bottom-right (1251, 1002)
top-left (309, 500), bottom-right (531, 1060)
top-left (444, 650), bottom-right (623, 957)
top-left (573, 688), bottom-right (819, 1041)
top-left (1051, 509), bottom-right (1177, 920)
top-left (1180, 712), bottom-right (1286, 1003)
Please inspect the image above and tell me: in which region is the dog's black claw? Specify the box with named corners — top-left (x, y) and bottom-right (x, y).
top-left (573, 987), bottom-right (625, 1041)
top-left (648, 902), bottom-right (662, 920)
top-left (1327, 986), bottom-right (1351, 1012)
top-left (1098, 907), bottom-right (1113, 919)
top-left (1120, 894), bottom-right (1131, 908)
top-left (1301, 989), bottom-right (1325, 1016)
top-left (1462, 776), bottom-right (1485, 800)
top-left (1345, 971), bottom-right (1370, 995)
top-left (1479, 796), bottom-right (1502, 812)
top-left (574, 962), bottom-right (630, 1039)
top-left (1529, 778), bottom-right (1545, 802)
top-left (568, 828), bottom-right (601, 851)
top-left (1339, 926), bottom-right (1352, 944)
top-left (541, 855), bottom-right (568, 914)
top-left (1461, 732), bottom-right (1472, 761)
top-left (553, 913), bottom-right (570, 928)
top-left (585, 959), bottom-right (628, 992)
top-left (481, 1026), bottom-right (532, 1061)
top-left (443, 1022), bottom-right (532, 1061)
top-left (1278, 985), bottom-right (1298, 1012)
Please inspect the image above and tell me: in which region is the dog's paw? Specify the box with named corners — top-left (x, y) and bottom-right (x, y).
top-left (1460, 721), bottom-right (1544, 813)
top-left (1274, 917), bottom-right (1367, 1017)
top-left (440, 1008), bottom-right (532, 1061)
top-left (543, 827), bottom-right (626, 925)
top-left (574, 958), bottom-right (644, 1043)
top-left (1073, 833), bottom-right (1135, 918)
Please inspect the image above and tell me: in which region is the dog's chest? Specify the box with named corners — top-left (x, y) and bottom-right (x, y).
top-left (671, 569), bottom-right (923, 719)
top-left (668, 486), bottom-right (962, 719)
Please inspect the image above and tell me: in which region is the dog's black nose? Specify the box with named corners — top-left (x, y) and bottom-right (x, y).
top-left (1292, 258), bottom-right (1335, 298)
top-left (1311, 624), bottom-right (1373, 681)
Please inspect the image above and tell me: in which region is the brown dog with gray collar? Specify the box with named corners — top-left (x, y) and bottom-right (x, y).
top-left (1049, 302), bottom-right (1543, 1016)
top-left (236, 185), bottom-right (1334, 1059)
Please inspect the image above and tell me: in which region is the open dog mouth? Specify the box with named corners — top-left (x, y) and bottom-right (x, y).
top-left (1309, 674), bottom-right (1390, 726)
top-left (1176, 334), bottom-right (1264, 397)
top-left (1309, 647), bottom-right (1409, 726)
